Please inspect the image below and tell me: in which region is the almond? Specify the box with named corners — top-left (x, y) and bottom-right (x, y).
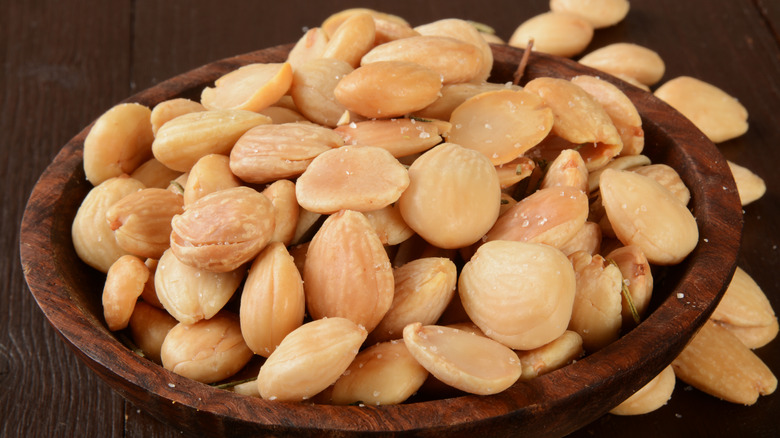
top-left (106, 188), bottom-right (184, 259)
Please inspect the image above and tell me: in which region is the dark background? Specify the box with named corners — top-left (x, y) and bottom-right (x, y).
top-left (3, 0), bottom-right (779, 436)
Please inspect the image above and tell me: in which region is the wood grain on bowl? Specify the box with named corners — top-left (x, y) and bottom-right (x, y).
top-left (19, 43), bottom-right (743, 437)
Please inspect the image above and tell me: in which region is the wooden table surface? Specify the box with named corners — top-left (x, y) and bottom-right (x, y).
top-left (4, 0), bottom-right (779, 436)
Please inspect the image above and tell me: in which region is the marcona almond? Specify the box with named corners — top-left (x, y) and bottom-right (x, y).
top-left (335, 118), bottom-right (444, 158)
top-left (508, 11), bottom-right (594, 58)
top-left (200, 62), bottom-right (293, 112)
top-left (495, 156), bottom-right (536, 189)
top-left (672, 320), bottom-right (777, 405)
top-left (303, 210), bottom-right (394, 332)
top-left (287, 27), bottom-right (329, 72)
top-left (140, 258), bottom-right (163, 309)
top-left (161, 311), bottom-right (253, 384)
top-left (370, 257), bottom-right (457, 344)
top-left (559, 221), bottom-right (602, 256)
top-left (413, 18), bottom-right (494, 82)
top-left (540, 149), bottom-right (589, 192)
top-left (710, 266), bottom-right (778, 348)
top-left (183, 154), bottom-right (241, 206)
top-left (631, 163), bottom-right (691, 205)
top-left (130, 158), bottom-right (182, 189)
top-left (102, 255), bottom-right (149, 331)
top-left (240, 242), bottom-right (305, 357)
top-left (106, 188), bottom-right (184, 259)
top-left (599, 169), bottom-right (698, 265)
top-left (579, 43), bottom-right (666, 86)
top-left (588, 154), bottom-right (652, 193)
top-left (524, 77), bottom-right (623, 170)
top-left (362, 204), bottom-right (414, 246)
top-left (291, 208), bottom-right (322, 246)
top-left (296, 146), bottom-right (409, 214)
top-left (334, 61), bottom-right (443, 119)
top-left (72, 176), bottom-right (146, 273)
top-left (655, 76), bottom-right (748, 143)
top-left (256, 105), bottom-right (309, 124)
top-left (150, 98), bottom-right (205, 135)
top-left (290, 58), bottom-right (354, 128)
top-left (83, 103), bottom-right (154, 186)
top-left (154, 249), bottom-right (245, 324)
top-left (362, 35), bottom-right (484, 85)
top-left (550, 0), bottom-right (630, 29)
top-left (398, 143), bottom-right (501, 249)
top-left (606, 245), bottom-right (654, 327)
top-left (567, 251), bottom-right (624, 352)
top-left (229, 122), bottom-right (344, 184)
top-left (152, 109), bottom-right (271, 172)
top-left (571, 75), bottom-right (644, 156)
top-left (486, 186), bottom-right (589, 250)
top-left (516, 330), bottom-right (584, 381)
top-left (459, 240), bottom-right (576, 350)
top-left (170, 186), bottom-right (275, 272)
top-left (331, 340), bottom-right (428, 405)
top-left (128, 301), bottom-right (178, 363)
top-left (321, 11), bottom-right (376, 68)
top-left (403, 323), bottom-right (522, 395)
top-left (261, 179), bottom-right (299, 246)
top-left (257, 317), bottom-right (367, 401)
top-left (321, 7), bottom-right (411, 38)
top-left (448, 89), bottom-right (554, 165)
top-left (610, 365), bottom-right (675, 415)
top-left (414, 82), bottom-right (522, 121)
top-left (727, 160), bottom-right (766, 206)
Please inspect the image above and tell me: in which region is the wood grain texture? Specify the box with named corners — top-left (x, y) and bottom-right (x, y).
top-left (6, 0), bottom-right (780, 437)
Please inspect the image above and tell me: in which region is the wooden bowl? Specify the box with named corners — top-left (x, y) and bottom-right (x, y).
top-left (20, 43), bottom-right (743, 437)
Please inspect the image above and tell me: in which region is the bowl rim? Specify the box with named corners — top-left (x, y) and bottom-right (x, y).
top-left (19, 43), bottom-right (743, 437)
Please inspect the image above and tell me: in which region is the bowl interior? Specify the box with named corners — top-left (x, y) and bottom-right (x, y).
top-left (19, 43), bottom-right (743, 437)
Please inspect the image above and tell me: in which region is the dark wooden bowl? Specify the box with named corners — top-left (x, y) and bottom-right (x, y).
top-left (20, 43), bottom-right (743, 437)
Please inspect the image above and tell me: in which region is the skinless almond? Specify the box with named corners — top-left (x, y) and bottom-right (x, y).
top-left (106, 187), bottom-right (184, 259)
top-left (398, 143), bottom-right (501, 249)
top-left (161, 311), bottom-right (253, 384)
top-left (183, 154), bottom-right (242, 207)
top-left (495, 156), bottom-right (536, 189)
top-left (290, 58), bottom-right (354, 128)
top-left (540, 149), bottom-right (589, 192)
top-left (130, 158), bottom-right (182, 189)
top-left (83, 103), bottom-right (154, 186)
top-left (372, 17), bottom-right (420, 45)
top-left (331, 340), bottom-right (429, 405)
top-left (335, 118), bottom-right (444, 158)
top-left (334, 61), bottom-right (443, 119)
top-left (287, 27), bottom-right (329, 72)
top-left (710, 267), bottom-right (778, 348)
top-left (257, 317), bottom-right (368, 401)
top-left (631, 163), bottom-right (691, 205)
top-left (571, 75), bottom-right (644, 156)
top-left (727, 160), bottom-right (766, 206)
top-left (414, 18), bottom-right (494, 82)
top-left (150, 98), bottom-right (206, 135)
top-left (295, 146), bottom-right (410, 214)
top-left (256, 105), bottom-right (309, 124)
top-left (128, 300), bottom-right (178, 363)
top-left (567, 251), bottom-right (624, 352)
top-left (588, 154), bottom-right (652, 193)
top-left (362, 35), bottom-right (484, 85)
top-left (72, 176), bottom-right (146, 273)
top-left (261, 179), bottom-right (299, 246)
top-left (550, 0), bottom-right (630, 29)
top-left (448, 89), bottom-right (554, 165)
top-left (363, 204), bottom-right (415, 246)
top-left (140, 258), bottom-right (163, 309)
top-left (599, 169), bottom-right (698, 265)
top-left (672, 320), bottom-right (777, 405)
top-left (170, 186), bottom-right (275, 272)
top-left (516, 330), bottom-right (584, 381)
top-left (559, 221), bottom-right (602, 256)
top-left (303, 210), bottom-right (394, 332)
top-left (606, 245), bottom-right (654, 328)
top-left (200, 62), bottom-right (293, 112)
top-left (392, 233), bottom-right (459, 269)
top-left (579, 43), bottom-right (666, 86)
top-left (152, 109), bottom-right (271, 172)
top-left (291, 208), bottom-right (322, 246)
top-left (240, 242), bottom-right (305, 357)
top-left (717, 320), bottom-right (779, 350)
top-left (167, 172), bottom-right (188, 195)
top-left (486, 186), bottom-right (589, 250)
top-left (654, 76), bottom-right (748, 143)
top-left (610, 365), bottom-right (675, 415)
top-left (154, 249), bottom-right (245, 324)
top-left (459, 240), bottom-right (577, 350)
top-left (321, 8), bottom-right (411, 38)
top-left (403, 323), bottom-right (523, 395)
top-left (102, 254), bottom-right (149, 331)
top-left (525, 77), bottom-right (623, 170)
top-left (414, 82), bottom-right (523, 121)
top-left (322, 11), bottom-right (376, 68)
top-left (369, 257), bottom-right (458, 344)
top-left (508, 12), bottom-right (594, 58)
top-left (229, 122), bottom-right (344, 184)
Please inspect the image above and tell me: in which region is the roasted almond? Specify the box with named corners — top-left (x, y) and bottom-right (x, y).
top-left (106, 188), bottom-right (184, 259)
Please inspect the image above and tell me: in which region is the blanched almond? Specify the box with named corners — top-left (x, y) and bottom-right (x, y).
top-left (130, 158), bottom-right (182, 189)
top-left (335, 118), bottom-right (444, 158)
top-left (128, 301), bottom-right (178, 363)
top-left (240, 242), bottom-right (305, 357)
top-left (363, 204), bottom-right (414, 246)
top-left (200, 62), bottom-right (293, 112)
top-left (322, 11), bottom-right (375, 68)
top-left (606, 245), bottom-right (654, 328)
top-left (150, 98), bottom-right (206, 136)
top-left (161, 311), bottom-right (253, 384)
top-left (589, 154), bottom-right (652, 193)
top-left (540, 149), bottom-right (589, 192)
top-left (550, 0), bottom-right (630, 29)
top-left (495, 156), bottom-right (536, 189)
top-left (403, 323), bottom-right (522, 395)
top-left (415, 82), bottom-right (523, 121)
top-left (257, 317), bottom-right (367, 401)
top-left (710, 266), bottom-right (777, 348)
top-left (459, 240), bottom-right (576, 350)
top-left (579, 43), bottom-right (665, 86)
top-left (102, 255), bottom-right (149, 331)
top-left (559, 221), bottom-right (602, 256)
top-left (183, 154), bottom-right (241, 206)
top-left (398, 143), bottom-right (501, 249)
top-left (516, 330), bottom-right (584, 381)
top-left (631, 163), bottom-right (691, 205)
top-left (728, 160), bottom-right (766, 206)
top-left (261, 179), bottom-right (299, 246)
top-left (287, 27), bottom-right (329, 72)
top-left (290, 58), bottom-right (354, 128)
top-left (508, 12), bottom-right (594, 57)
top-left (414, 18), bottom-right (493, 82)
top-left (610, 365), bottom-right (675, 415)
top-left (106, 188), bottom-right (184, 259)
top-left (303, 210), bottom-right (394, 332)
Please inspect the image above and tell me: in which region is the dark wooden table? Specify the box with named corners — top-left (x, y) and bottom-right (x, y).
top-left (4, 0), bottom-right (779, 436)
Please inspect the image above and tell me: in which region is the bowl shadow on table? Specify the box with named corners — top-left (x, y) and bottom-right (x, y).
top-left (19, 43), bottom-right (743, 437)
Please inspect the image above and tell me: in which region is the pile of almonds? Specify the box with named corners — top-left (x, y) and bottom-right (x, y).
top-left (73, 2), bottom-right (776, 416)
